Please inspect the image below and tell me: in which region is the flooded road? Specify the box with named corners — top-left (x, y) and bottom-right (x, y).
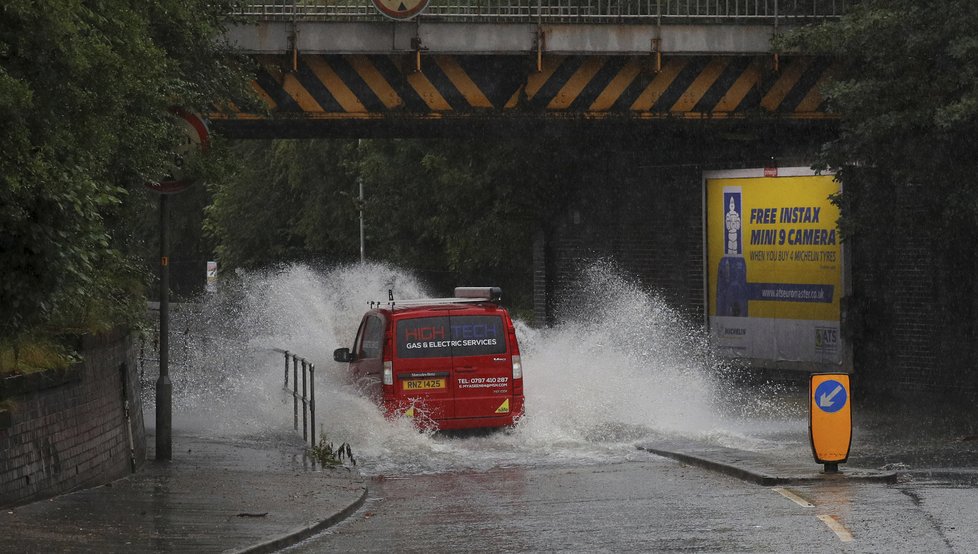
top-left (142, 262), bottom-right (806, 477)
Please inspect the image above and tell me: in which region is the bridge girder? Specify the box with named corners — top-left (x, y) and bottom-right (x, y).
top-left (226, 21), bottom-right (786, 56)
top-left (212, 53), bottom-right (836, 138)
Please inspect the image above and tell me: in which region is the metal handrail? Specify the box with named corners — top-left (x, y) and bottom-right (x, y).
top-left (235, 0), bottom-right (851, 22)
top-left (277, 349), bottom-right (316, 449)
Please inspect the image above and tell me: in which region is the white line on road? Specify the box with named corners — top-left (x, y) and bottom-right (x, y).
top-left (817, 514), bottom-right (855, 542)
top-left (772, 487), bottom-right (815, 508)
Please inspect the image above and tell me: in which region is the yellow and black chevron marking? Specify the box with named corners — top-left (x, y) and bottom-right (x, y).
top-left (215, 54), bottom-right (834, 120)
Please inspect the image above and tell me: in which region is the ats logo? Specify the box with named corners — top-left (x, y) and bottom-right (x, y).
top-left (815, 327), bottom-right (839, 351)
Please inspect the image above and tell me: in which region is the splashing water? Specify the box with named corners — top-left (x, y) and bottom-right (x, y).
top-left (142, 261), bottom-right (807, 476)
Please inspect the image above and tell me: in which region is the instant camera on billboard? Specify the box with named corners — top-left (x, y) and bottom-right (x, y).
top-left (704, 168), bottom-right (844, 368)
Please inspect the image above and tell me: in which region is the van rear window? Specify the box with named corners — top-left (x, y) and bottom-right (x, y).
top-left (396, 315), bottom-right (507, 359)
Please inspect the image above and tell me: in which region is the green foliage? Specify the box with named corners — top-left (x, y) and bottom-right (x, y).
top-left (310, 437), bottom-right (356, 467)
top-left (781, 0), bottom-right (978, 231)
top-left (0, 0), bottom-right (254, 340)
top-left (206, 139), bottom-right (361, 268)
top-left (0, 335), bottom-right (77, 377)
top-left (206, 137), bottom-right (586, 310)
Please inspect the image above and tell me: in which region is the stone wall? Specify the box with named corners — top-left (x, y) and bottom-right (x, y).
top-left (0, 330), bottom-right (145, 508)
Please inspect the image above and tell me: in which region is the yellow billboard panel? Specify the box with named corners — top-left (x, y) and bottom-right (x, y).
top-left (706, 170), bottom-right (843, 365)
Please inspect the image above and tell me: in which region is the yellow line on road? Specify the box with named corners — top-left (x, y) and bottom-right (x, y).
top-left (772, 487), bottom-right (815, 508)
top-left (817, 514), bottom-right (854, 542)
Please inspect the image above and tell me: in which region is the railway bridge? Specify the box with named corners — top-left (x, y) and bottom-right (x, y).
top-left (211, 1), bottom-right (869, 380)
top-left (215, 0), bottom-right (848, 136)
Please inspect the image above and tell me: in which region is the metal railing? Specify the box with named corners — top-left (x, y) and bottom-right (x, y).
top-left (277, 349), bottom-right (316, 448)
top-left (236, 0), bottom-right (852, 22)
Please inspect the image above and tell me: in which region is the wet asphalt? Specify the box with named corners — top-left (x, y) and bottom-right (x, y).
top-left (3, 385), bottom-right (977, 552)
top-left (1, 432), bottom-right (365, 554)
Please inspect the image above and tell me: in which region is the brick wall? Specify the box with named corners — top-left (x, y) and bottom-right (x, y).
top-left (532, 230), bottom-right (549, 326)
top-left (850, 183), bottom-right (978, 400)
top-left (0, 330), bottom-right (145, 508)
top-left (538, 164), bottom-right (705, 322)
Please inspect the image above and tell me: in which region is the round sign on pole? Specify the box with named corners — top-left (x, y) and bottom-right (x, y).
top-left (146, 107), bottom-right (210, 194)
top-left (371, 0), bottom-right (430, 20)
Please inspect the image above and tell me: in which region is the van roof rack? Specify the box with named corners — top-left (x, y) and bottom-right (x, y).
top-left (371, 286), bottom-right (502, 309)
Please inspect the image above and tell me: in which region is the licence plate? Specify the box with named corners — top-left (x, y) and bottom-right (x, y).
top-left (403, 379), bottom-right (446, 391)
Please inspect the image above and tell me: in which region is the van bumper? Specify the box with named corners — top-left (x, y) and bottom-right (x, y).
top-left (385, 397), bottom-right (525, 430)
top-left (435, 399), bottom-right (524, 430)
top-left (435, 413), bottom-right (516, 430)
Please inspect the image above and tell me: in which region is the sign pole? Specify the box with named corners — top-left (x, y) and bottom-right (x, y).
top-left (359, 176), bottom-right (365, 263)
top-left (146, 107), bottom-right (208, 462)
top-left (156, 193), bottom-right (172, 460)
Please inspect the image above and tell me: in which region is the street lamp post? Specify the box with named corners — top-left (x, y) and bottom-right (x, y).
top-left (156, 194), bottom-right (172, 460)
top-left (147, 107), bottom-right (209, 461)
top-left (359, 176), bottom-right (365, 263)
top-left (357, 138), bottom-right (365, 263)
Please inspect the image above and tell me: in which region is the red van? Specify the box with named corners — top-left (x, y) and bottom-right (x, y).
top-left (333, 287), bottom-right (524, 431)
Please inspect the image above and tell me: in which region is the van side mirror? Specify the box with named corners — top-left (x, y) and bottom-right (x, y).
top-left (333, 348), bottom-right (354, 363)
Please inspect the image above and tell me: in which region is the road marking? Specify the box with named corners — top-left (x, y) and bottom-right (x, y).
top-left (772, 487), bottom-right (814, 508)
top-left (817, 514), bottom-right (854, 542)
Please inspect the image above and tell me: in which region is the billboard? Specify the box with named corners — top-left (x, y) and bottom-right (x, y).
top-left (705, 168), bottom-right (843, 367)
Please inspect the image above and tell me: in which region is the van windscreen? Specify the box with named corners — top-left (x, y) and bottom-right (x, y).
top-left (396, 315), bottom-right (507, 359)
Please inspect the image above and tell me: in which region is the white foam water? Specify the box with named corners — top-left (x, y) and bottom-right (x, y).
top-left (142, 261), bottom-right (806, 476)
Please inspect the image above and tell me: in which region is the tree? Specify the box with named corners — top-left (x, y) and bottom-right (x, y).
top-left (0, 0), bottom-right (254, 340)
top-left (782, 1), bottom-right (978, 232)
top-left (783, 1), bottom-right (978, 391)
top-left (357, 137), bottom-right (587, 306)
top-left (207, 136), bottom-right (581, 311)
top-left (205, 140), bottom-right (361, 269)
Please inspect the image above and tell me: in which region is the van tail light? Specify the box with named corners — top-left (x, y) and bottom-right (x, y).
top-left (383, 330), bottom-right (394, 387)
top-left (512, 355), bottom-right (522, 380)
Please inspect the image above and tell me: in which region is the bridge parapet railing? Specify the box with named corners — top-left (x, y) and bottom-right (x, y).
top-left (236, 0), bottom-right (852, 22)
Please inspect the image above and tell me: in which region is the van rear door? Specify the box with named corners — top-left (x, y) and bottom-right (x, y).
top-left (393, 314), bottom-right (454, 419)
top-left (449, 310), bottom-right (513, 419)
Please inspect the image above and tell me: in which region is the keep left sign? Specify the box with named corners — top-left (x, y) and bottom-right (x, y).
top-left (809, 373), bottom-right (851, 465)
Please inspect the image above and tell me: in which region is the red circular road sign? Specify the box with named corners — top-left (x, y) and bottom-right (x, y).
top-left (146, 108), bottom-right (210, 194)
top-left (371, 0), bottom-right (430, 20)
